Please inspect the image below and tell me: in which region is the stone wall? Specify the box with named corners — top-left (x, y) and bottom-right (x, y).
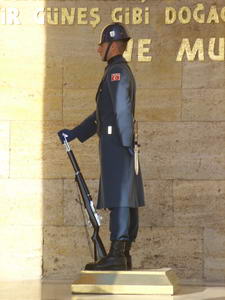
top-left (1, 0), bottom-right (225, 283)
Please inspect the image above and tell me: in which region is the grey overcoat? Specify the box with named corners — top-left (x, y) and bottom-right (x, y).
top-left (75, 55), bottom-right (145, 209)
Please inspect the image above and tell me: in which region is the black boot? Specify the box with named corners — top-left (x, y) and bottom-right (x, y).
top-left (85, 240), bottom-right (127, 271)
top-left (124, 241), bottom-right (132, 270)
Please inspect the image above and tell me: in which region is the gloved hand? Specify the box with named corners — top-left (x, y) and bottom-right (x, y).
top-left (57, 128), bottom-right (78, 144)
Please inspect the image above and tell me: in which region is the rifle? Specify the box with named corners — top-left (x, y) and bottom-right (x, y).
top-left (61, 133), bottom-right (107, 261)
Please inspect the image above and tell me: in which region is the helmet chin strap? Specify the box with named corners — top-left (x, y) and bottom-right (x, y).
top-left (103, 42), bottom-right (113, 62)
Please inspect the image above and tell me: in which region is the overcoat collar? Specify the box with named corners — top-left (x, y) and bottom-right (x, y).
top-left (107, 55), bottom-right (127, 65)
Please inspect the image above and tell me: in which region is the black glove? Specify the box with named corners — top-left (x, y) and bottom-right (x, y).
top-left (57, 128), bottom-right (78, 144)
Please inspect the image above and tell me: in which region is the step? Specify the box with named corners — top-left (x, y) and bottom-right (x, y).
top-left (71, 268), bottom-right (179, 295)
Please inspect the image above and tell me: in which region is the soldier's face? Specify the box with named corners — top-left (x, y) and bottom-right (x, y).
top-left (97, 42), bottom-right (109, 61)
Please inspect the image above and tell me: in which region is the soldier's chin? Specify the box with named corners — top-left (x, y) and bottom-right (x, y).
top-left (99, 53), bottom-right (107, 61)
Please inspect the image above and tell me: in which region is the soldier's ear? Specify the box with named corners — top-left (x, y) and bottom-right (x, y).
top-left (113, 41), bottom-right (122, 51)
top-left (110, 41), bottom-right (116, 50)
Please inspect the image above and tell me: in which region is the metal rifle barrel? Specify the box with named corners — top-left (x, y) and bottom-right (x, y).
top-left (67, 150), bottom-right (90, 202)
top-left (67, 150), bottom-right (98, 224)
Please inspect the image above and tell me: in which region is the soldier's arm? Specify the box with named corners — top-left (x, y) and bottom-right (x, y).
top-left (106, 65), bottom-right (133, 147)
top-left (75, 111), bottom-right (97, 142)
top-left (58, 111), bottom-right (97, 143)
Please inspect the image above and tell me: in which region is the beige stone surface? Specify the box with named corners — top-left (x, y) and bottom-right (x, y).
top-left (139, 122), bottom-right (225, 180)
top-left (0, 87), bottom-right (62, 121)
top-left (0, 225), bottom-right (42, 280)
top-left (42, 121), bottom-right (74, 179)
top-left (0, 27), bottom-right (46, 61)
top-left (141, 180), bottom-right (174, 227)
top-left (10, 121), bottom-right (44, 178)
top-left (133, 226), bottom-right (203, 280)
top-left (0, 57), bottom-right (61, 90)
top-left (45, 28), bottom-right (101, 60)
top-left (10, 121), bottom-right (98, 179)
top-left (174, 180), bottom-right (225, 227)
top-left (2, 0), bottom-right (225, 284)
top-left (133, 58), bottom-right (182, 89)
top-left (182, 89), bottom-right (225, 121)
top-left (63, 89), bottom-right (96, 122)
top-left (43, 225), bottom-right (109, 279)
top-left (0, 281), bottom-right (42, 300)
top-left (136, 89), bottom-right (182, 122)
top-left (0, 179), bottom-right (43, 226)
top-left (42, 179), bottom-right (64, 225)
top-left (204, 227), bottom-right (225, 282)
top-left (0, 178), bottom-right (63, 226)
top-left (0, 122), bottom-right (9, 178)
top-left (63, 57), bottom-right (103, 89)
top-left (183, 62), bottom-right (225, 89)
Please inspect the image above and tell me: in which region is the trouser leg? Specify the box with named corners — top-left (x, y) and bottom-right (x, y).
top-left (127, 208), bottom-right (139, 270)
top-left (128, 207), bottom-right (139, 242)
top-left (109, 207), bottom-right (139, 270)
top-left (85, 207), bottom-right (128, 270)
top-left (85, 207), bottom-right (139, 271)
top-left (109, 207), bottom-right (139, 241)
top-left (109, 207), bottom-right (130, 241)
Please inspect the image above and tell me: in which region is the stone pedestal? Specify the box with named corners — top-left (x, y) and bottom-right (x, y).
top-left (71, 268), bottom-right (179, 295)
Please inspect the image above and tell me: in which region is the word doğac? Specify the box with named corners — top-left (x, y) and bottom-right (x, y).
top-left (165, 4), bottom-right (225, 24)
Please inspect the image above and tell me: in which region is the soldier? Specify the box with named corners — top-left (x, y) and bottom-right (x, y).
top-left (58, 23), bottom-right (145, 271)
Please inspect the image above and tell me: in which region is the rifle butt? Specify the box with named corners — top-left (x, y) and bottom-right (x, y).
top-left (92, 232), bottom-right (107, 261)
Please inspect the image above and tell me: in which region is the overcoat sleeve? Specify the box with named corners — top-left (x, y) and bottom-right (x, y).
top-left (76, 111), bottom-right (97, 142)
top-left (106, 65), bottom-right (133, 147)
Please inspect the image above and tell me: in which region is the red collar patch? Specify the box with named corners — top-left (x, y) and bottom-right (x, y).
top-left (111, 73), bottom-right (121, 81)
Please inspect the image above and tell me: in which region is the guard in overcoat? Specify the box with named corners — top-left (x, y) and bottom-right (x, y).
top-left (58, 23), bottom-right (145, 271)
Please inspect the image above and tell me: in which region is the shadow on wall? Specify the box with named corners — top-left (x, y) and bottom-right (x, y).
top-left (42, 3), bottom-right (110, 280)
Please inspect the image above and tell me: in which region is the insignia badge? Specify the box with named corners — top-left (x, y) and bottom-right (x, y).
top-left (111, 73), bottom-right (121, 81)
top-left (110, 30), bottom-right (115, 37)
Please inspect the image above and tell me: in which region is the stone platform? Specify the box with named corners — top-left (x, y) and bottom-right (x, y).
top-left (71, 268), bottom-right (179, 295)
